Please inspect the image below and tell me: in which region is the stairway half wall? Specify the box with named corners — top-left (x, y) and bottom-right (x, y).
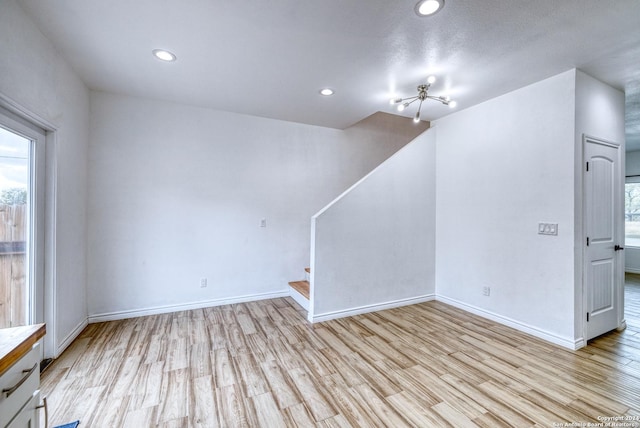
top-left (309, 129), bottom-right (437, 322)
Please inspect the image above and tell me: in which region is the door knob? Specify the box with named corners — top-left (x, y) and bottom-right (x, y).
top-left (615, 245), bottom-right (625, 251)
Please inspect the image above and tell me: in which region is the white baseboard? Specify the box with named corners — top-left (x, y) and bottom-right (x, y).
top-left (310, 294), bottom-right (435, 323)
top-left (56, 317), bottom-right (88, 358)
top-left (80, 289), bottom-right (585, 351)
top-left (573, 337), bottom-right (586, 350)
top-left (436, 295), bottom-right (580, 350)
top-left (88, 290), bottom-right (290, 323)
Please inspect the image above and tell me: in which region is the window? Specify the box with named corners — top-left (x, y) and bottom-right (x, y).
top-left (625, 182), bottom-right (640, 247)
top-left (0, 106), bottom-right (46, 328)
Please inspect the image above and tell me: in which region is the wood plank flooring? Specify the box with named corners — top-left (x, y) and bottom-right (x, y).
top-left (40, 280), bottom-right (640, 427)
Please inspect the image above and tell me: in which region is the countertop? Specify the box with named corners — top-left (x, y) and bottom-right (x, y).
top-left (0, 324), bottom-right (46, 376)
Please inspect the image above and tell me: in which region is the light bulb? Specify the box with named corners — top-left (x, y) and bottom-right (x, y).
top-left (413, 111), bottom-right (421, 123)
top-left (449, 100), bottom-right (457, 108)
top-left (390, 98), bottom-right (402, 105)
top-left (152, 49), bottom-right (176, 62)
top-left (397, 104), bottom-right (405, 112)
top-left (416, 0), bottom-right (443, 16)
top-left (427, 75), bottom-right (436, 84)
top-left (319, 88), bottom-right (334, 96)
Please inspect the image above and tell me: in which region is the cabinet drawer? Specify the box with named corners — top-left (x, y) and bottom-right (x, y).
top-left (0, 344), bottom-right (39, 428)
top-left (6, 390), bottom-right (40, 428)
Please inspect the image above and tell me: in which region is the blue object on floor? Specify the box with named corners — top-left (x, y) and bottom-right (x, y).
top-left (53, 422), bottom-right (79, 428)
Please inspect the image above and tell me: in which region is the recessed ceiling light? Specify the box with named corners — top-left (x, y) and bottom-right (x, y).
top-left (319, 88), bottom-right (334, 96)
top-left (152, 49), bottom-right (177, 62)
top-left (415, 0), bottom-right (444, 16)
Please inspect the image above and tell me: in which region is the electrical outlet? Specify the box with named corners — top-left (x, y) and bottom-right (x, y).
top-left (482, 286), bottom-right (491, 296)
top-left (200, 278), bottom-right (207, 288)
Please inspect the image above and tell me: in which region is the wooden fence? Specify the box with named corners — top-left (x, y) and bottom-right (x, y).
top-left (0, 204), bottom-right (26, 328)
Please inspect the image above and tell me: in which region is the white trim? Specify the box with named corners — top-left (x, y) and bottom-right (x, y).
top-left (55, 318), bottom-right (88, 358)
top-left (625, 268), bottom-right (640, 274)
top-left (80, 290), bottom-right (586, 351)
top-left (573, 337), bottom-right (586, 350)
top-left (436, 295), bottom-right (581, 350)
top-left (0, 93), bottom-right (57, 131)
top-left (289, 287), bottom-right (310, 311)
top-left (310, 294), bottom-right (435, 323)
top-left (44, 131), bottom-right (57, 360)
top-left (308, 218), bottom-right (317, 322)
top-left (88, 290), bottom-right (290, 323)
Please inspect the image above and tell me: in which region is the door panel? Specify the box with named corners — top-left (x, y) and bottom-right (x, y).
top-left (589, 259), bottom-right (614, 314)
top-left (584, 138), bottom-right (622, 340)
top-left (590, 157), bottom-right (614, 242)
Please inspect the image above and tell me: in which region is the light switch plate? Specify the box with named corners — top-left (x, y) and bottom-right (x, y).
top-left (538, 222), bottom-right (558, 235)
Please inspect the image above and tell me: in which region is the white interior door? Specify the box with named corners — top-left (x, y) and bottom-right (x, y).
top-left (584, 136), bottom-right (623, 341)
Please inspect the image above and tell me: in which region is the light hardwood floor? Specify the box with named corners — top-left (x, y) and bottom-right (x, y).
top-left (41, 281), bottom-right (640, 427)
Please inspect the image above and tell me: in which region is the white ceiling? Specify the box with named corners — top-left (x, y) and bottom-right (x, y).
top-left (17, 0), bottom-right (640, 148)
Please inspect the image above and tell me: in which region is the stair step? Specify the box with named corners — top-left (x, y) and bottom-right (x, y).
top-left (288, 280), bottom-right (310, 300)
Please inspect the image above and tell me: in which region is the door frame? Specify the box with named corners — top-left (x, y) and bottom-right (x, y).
top-left (0, 93), bottom-right (57, 359)
top-left (582, 134), bottom-right (626, 343)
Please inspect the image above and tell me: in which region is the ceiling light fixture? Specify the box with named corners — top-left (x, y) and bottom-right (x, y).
top-left (414, 0), bottom-right (444, 16)
top-left (390, 76), bottom-right (456, 123)
top-left (319, 88), bottom-right (334, 96)
top-left (152, 49), bottom-right (177, 62)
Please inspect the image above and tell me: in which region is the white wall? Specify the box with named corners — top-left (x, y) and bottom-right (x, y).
top-left (0, 0), bottom-right (90, 356)
top-left (87, 93), bottom-right (423, 319)
top-left (434, 70), bottom-right (578, 347)
top-left (574, 70), bottom-right (626, 337)
top-left (625, 150), bottom-right (640, 273)
top-left (310, 129), bottom-right (436, 321)
top-left (434, 69), bottom-right (624, 349)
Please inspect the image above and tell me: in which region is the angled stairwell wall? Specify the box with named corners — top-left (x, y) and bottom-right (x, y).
top-left (309, 129), bottom-right (437, 322)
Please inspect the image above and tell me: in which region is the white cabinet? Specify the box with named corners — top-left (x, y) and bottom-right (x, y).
top-left (6, 391), bottom-right (40, 428)
top-left (0, 344), bottom-right (41, 428)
